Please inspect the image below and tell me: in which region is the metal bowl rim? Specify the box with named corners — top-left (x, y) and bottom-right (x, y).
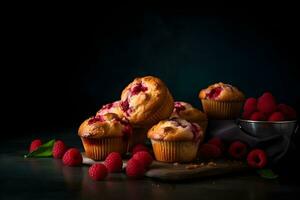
top-left (237, 118), bottom-right (298, 124)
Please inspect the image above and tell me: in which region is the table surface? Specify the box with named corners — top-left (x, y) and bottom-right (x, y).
top-left (1, 131), bottom-right (300, 200)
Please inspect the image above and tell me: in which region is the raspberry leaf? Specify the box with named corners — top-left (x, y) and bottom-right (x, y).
top-left (24, 139), bottom-right (55, 158)
top-left (257, 169), bottom-right (278, 179)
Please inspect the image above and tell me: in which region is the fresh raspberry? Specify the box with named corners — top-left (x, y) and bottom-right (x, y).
top-left (257, 92), bottom-right (277, 114)
top-left (277, 104), bottom-right (297, 120)
top-left (247, 149), bottom-right (267, 168)
top-left (250, 112), bottom-right (266, 121)
top-left (104, 152), bottom-right (123, 173)
top-left (88, 163), bottom-right (108, 181)
top-left (52, 140), bottom-right (67, 159)
top-left (29, 139), bottom-right (42, 153)
top-left (126, 158), bottom-right (145, 178)
top-left (207, 137), bottom-right (224, 152)
top-left (131, 144), bottom-right (150, 155)
top-left (132, 151), bottom-right (153, 169)
top-left (268, 112), bottom-right (285, 121)
top-left (243, 98), bottom-right (257, 113)
top-left (242, 111), bottom-right (253, 120)
top-left (62, 148), bottom-right (82, 166)
top-left (198, 144), bottom-right (221, 159)
top-left (228, 141), bottom-right (248, 159)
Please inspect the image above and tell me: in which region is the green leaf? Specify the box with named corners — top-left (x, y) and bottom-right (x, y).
top-left (24, 139), bottom-right (55, 158)
top-left (257, 169), bottom-right (278, 179)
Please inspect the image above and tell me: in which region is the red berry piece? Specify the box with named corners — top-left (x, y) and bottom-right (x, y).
top-left (207, 137), bottom-right (224, 152)
top-left (104, 152), bottom-right (123, 173)
top-left (126, 159), bottom-right (145, 178)
top-left (132, 151), bottom-right (153, 169)
top-left (198, 144), bottom-right (221, 159)
top-left (257, 92), bottom-right (277, 114)
top-left (228, 141), bottom-right (248, 159)
top-left (131, 144), bottom-right (150, 155)
top-left (243, 98), bottom-right (257, 113)
top-left (206, 87), bottom-right (223, 99)
top-left (29, 139), bottom-right (42, 153)
top-left (247, 149), bottom-right (267, 168)
top-left (62, 148), bottom-right (82, 166)
top-left (52, 140), bottom-right (68, 159)
top-left (250, 112), bottom-right (266, 121)
top-left (89, 163), bottom-right (108, 181)
top-left (277, 104), bottom-right (297, 120)
top-left (268, 112), bottom-right (285, 121)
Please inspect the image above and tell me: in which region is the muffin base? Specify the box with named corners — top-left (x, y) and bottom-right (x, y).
top-left (151, 139), bottom-right (199, 163)
top-left (128, 126), bottom-right (149, 148)
top-left (81, 137), bottom-right (127, 161)
top-left (201, 99), bottom-right (243, 119)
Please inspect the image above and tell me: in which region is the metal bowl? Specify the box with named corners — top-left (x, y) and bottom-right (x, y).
top-left (237, 119), bottom-right (298, 139)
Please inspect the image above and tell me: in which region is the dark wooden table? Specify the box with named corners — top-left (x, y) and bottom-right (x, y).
top-left (1, 131), bottom-right (300, 200)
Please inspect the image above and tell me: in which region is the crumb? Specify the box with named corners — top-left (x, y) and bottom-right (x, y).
top-left (207, 162), bottom-right (217, 167)
top-left (185, 164), bottom-right (204, 170)
top-left (173, 162), bottom-right (179, 166)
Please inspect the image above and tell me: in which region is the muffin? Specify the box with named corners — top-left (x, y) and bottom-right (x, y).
top-left (170, 101), bottom-right (208, 133)
top-left (120, 76), bottom-right (174, 127)
top-left (78, 113), bottom-right (132, 160)
top-left (148, 118), bottom-right (204, 163)
top-left (96, 100), bottom-right (123, 119)
top-left (199, 82), bottom-right (245, 119)
top-left (96, 100), bottom-right (148, 147)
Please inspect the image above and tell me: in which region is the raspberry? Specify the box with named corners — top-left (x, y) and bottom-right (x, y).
top-left (207, 137), bottom-right (224, 152)
top-left (242, 111), bottom-right (253, 120)
top-left (243, 98), bottom-right (257, 113)
top-left (29, 139), bottom-right (42, 153)
top-left (277, 104), bottom-right (297, 120)
top-left (247, 149), bottom-right (267, 168)
top-left (132, 151), bottom-right (153, 169)
top-left (88, 163), bottom-right (108, 181)
top-left (250, 112), bottom-right (266, 121)
top-left (62, 148), bottom-right (82, 166)
top-left (257, 92), bottom-right (277, 114)
top-left (104, 152), bottom-right (123, 173)
top-left (52, 140), bottom-right (67, 159)
top-left (198, 144), bottom-right (221, 159)
top-left (268, 112), bottom-right (285, 121)
top-left (228, 141), bottom-right (248, 159)
top-left (126, 158), bottom-right (145, 178)
top-left (131, 144), bottom-right (149, 155)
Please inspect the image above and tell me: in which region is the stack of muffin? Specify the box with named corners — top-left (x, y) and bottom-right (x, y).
top-left (78, 76), bottom-right (245, 163)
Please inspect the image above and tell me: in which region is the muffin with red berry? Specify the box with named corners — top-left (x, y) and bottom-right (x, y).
top-left (199, 82), bottom-right (245, 119)
top-left (148, 118), bottom-right (204, 163)
top-left (120, 76), bottom-right (174, 127)
top-left (78, 113), bottom-right (132, 160)
top-left (96, 100), bottom-right (124, 119)
top-left (170, 101), bottom-right (208, 132)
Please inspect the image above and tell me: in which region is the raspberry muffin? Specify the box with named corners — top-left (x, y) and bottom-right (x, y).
top-left (170, 101), bottom-right (208, 132)
top-left (148, 118), bottom-right (204, 163)
top-left (78, 113), bottom-right (132, 160)
top-left (96, 101), bottom-right (149, 147)
top-left (199, 82), bottom-right (245, 119)
top-left (96, 100), bottom-right (123, 119)
top-left (120, 76), bottom-right (174, 127)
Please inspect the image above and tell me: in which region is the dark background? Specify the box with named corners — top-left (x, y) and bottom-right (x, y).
top-left (3, 4), bottom-right (300, 183)
top-left (5, 6), bottom-right (299, 137)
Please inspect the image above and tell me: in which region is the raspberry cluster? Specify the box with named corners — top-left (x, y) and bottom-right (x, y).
top-left (242, 92), bottom-right (297, 121)
top-left (198, 137), bottom-right (267, 169)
